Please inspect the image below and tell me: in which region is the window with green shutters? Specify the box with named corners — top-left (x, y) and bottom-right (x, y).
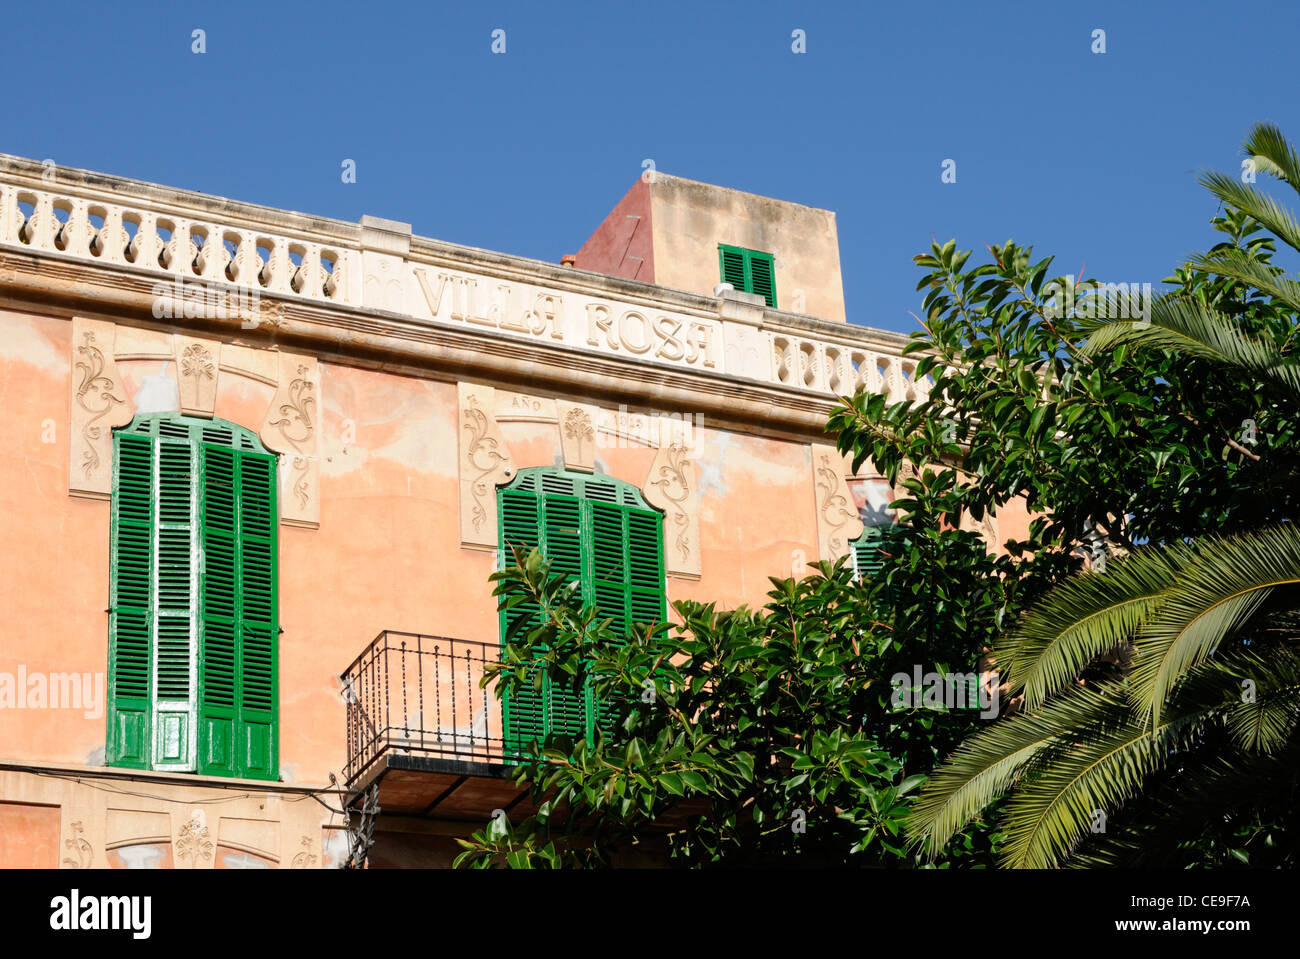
top-left (497, 467), bottom-right (666, 756)
top-left (107, 413), bottom-right (279, 781)
top-left (718, 244), bottom-right (777, 308)
top-left (849, 523), bottom-right (905, 584)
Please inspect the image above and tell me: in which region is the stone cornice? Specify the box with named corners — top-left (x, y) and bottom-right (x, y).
top-left (0, 155), bottom-right (933, 441)
top-left (0, 249), bottom-right (839, 440)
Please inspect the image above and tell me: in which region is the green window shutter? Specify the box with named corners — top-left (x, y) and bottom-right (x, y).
top-left (538, 493), bottom-right (588, 740)
top-left (499, 486), bottom-right (546, 757)
top-left (719, 245), bottom-right (747, 292)
top-left (152, 435), bottom-right (197, 769)
top-left (851, 526), bottom-right (890, 582)
top-left (234, 448), bottom-right (278, 779)
top-left (198, 442), bottom-right (279, 780)
top-left (747, 251), bottom-right (777, 308)
top-left (588, 501), bottom-right (629, 741)
top-left (499, 469), bottom-right (667, 755)
top-left (107, 432), bottom-right (155, 768)
top-left (590, 501), bottom-right (666, 739)
top-left (718, 245), bottom-right (777, 308)
top-left (198, 443), bottom-right (239, 776)
top-left (109, 414), bottom-right (278, 781)
top-left (851, 525), bottom-right (907, 605)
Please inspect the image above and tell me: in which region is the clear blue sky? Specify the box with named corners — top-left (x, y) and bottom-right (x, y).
top-left (4, 0), bottom-right (1299, 334)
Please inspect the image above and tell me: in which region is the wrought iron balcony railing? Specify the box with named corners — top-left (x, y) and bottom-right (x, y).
top-left (342, 630), bottom-right (508, 785)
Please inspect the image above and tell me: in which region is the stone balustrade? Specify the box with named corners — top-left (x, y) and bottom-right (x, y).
top-left (0, 160), bottom-right (931, 406)
top-left (0, 179), bottom-right (358, 308)
top-left (772, 333), bottom-right (931, 401)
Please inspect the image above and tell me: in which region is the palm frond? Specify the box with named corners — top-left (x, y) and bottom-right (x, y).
top-left (909, 682), bottom-right (1121, 855)
top-left (1200, 170), bottom-right (1300, 256)
top-left (1190, 644), bottom-right (1300, 753)
top-left (998, 690), bottom-right (1208, 868)
top-left (1070, 741), bottom-right (1300, 867)
top-left (998, 543), bottom-right (1191, 710)
top-left (1243, 121), bottom-right (1300, 192)
top-left (1188, 246), bottom-right (1300, 317)
top-left (1078, 295), bottom-right (1300, 402)
top-left (1129, 526), bottom-right (1300, 727)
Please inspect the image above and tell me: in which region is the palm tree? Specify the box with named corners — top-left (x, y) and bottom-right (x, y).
top-left (908, 123), bottom-right (1300, 868)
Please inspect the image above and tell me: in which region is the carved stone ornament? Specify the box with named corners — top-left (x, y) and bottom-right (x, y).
top-left (557, 400), bottom-right (597, 472)
top-left (290, 835), bottom-right (319, 869)
top-left (69, 317), bottom-right (135, 498)
top-left (176, 811), bottom-right (215, 868)
top-left (643, 416), bottom-right (702, 578)
top-left (811, 443), bottom-right (865, 562)
top-left (61, 821), bottom-right (92, 869)
top-left (457, 382), bottom-right (516, 549)
top-left (175, 335), bottom-right (220, 416)
top-left (261, 352), bottom-right (320, 528)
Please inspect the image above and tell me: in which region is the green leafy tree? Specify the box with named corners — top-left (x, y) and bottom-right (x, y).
top-left (455, 527), bottom-right (1015, 868)
top-left (905, 122), bottom-right (1300, 867)
top-left (459, 122), bottom-right (1300, 870)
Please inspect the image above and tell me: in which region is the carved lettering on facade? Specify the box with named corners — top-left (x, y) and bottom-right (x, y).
top-left (414, 265), bottom-right (719, 373)
top-left (290, 835), bottom-right (318, 869)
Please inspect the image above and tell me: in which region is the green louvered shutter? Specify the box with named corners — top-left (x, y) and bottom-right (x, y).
top-left (719, 245), bottom-right (747, 292)
top-left (718, 245), bottom-right (777, 308)
top-left (198, 440), bottom-right (279, 779)
top-left (107, 432), bottom-right (155, 768)
top-left (747, 251), bottom-right (777, 307)
top-left (499, 483), bottom-right (546, 757)
top-left (851, 526), bottom-right (890, 582)
top-left (110, 415), bottom-right (278, 780)
top-left (539, 491), bottom-right (589, 740)
top-left (852, 524), bottom-right (909, 609)
top-left (236, 448), bottom-right (278, 778)
top-left (152, 434), bottom-right (197, 769)
top-left (499, 470), bottom-right (667, 754)
top-left (199, 443), bottom-right (239, 776)
top-left (590, 501), bottom-right (666, 739)
top-left (589, 500), bottom-right (628, 740)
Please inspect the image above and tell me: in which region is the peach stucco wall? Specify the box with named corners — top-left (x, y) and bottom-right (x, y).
top-left (0, 309), bottom-right (834, 786)
top-left (0, 801), bottom-right (60, 867)
top-left (648, 175), bottom-right (847, 323)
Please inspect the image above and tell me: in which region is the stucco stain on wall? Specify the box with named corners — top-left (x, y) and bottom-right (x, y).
top-left (113, 843), bottom-right (166, 868)
top-left (132, 360), bottom-right (179, 413)
top-left (0, 310), bottom-right (66, 374)
top-left (319, 368), bottom-right (456, 481)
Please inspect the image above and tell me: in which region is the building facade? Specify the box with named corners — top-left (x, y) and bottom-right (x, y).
top-left (0, 157), bottom-right (1021, 868)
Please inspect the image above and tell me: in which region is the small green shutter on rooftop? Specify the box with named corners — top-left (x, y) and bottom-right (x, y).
top-left (747, 252), bottom-right (776, 308)
top-left (718, 244), bottom-right (777, 308)
top-left (719, 246), bottom-right (747, 293)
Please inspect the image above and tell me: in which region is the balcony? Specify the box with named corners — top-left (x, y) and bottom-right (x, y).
top-left (341, 629), bottom-right (711, 841)
top-left (341, 631), bottom-right (537, 821)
